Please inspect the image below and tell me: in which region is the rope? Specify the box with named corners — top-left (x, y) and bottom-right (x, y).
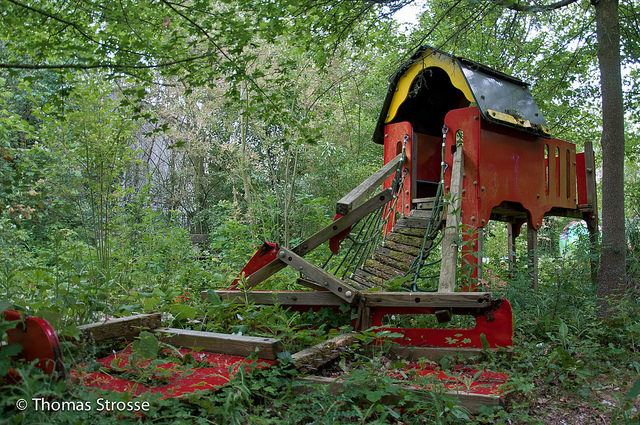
top-left (323, 135), bottom-right (409, 279)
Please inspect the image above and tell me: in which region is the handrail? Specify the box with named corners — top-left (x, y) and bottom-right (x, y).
top-left (336, 153), bottom-right (404, 215)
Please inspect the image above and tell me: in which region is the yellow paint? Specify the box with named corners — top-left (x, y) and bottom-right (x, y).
top-left (385, 49), bottom-right (475, 123)
top-left (487, 109), bottom-right (551, 135)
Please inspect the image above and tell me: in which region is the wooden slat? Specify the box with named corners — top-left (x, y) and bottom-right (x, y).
top-left (296, 376), bottom-right (501, 414)
top-left (235, 189), bottom-right (393, 289)
top-left (277, 247), bottom-right (359, 303)
top-left (154, 328), bottom-right (283, 360)
top-left (362, 292), bottom-right (491, 308)
top-left (408, 209), bottom-right (432, 219)
top-left (382, 240), bottom-right (422, 256)
top-left (395, 217), bottom-right (430, 229)
top-left (345, 278), bottom-right (369, 291)
top-left (373, 252), bottom-right (413, 274)
top-left (393, 226), bottom-right (427, 237)
top-left (363, 259), bottom-right (404, 280)
top-left (291, 333), bottom-right (356, 373)
top-left (353, 269), bottom-right (385, 287)
top-left (376, 247), bottom-right (416, 266)
top-left (384, 232), bottom-right (425, 249)
top-left (78, 313), bottom-right (162, 342)
top-left (336, 154), bottom-right (403, 215)
top-left (439, 145), bottom-right (464, 292)
top-left (213, 290), bottom-right (345, 306)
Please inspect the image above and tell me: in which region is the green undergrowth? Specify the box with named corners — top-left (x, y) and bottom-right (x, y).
top-left (1, 221), bottom-right (639, 424)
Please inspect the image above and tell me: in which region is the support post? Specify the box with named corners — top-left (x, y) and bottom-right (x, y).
top-left (477, 227), bottom-right (484, 280)
top-left (527, 224), bottom-right (538, 291)
top-left (586, 217), bottom-right (599, 286)
top-left (439, 145), bottom-right (464, 292)
top-left (507, 222), bottom-right (516, 278)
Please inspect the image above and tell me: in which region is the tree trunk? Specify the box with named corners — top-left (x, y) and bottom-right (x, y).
top-left (595, 0), bottom-right (626, 317)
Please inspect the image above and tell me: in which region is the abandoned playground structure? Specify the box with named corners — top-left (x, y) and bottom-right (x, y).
top-left (3, 47), bottom-right (599, 413)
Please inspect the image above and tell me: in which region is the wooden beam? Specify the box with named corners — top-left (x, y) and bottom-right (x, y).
top-left (362, 292), bottom-right (491, 308)
top-left (295, 278), bottom-right (326, 291)
top-left (235, 189), bottom-right (393, 289)
top-left (154, 328), bottom-right (284, 360)
top-left (212, 290), bottom-right (345, 306)
top-left (439, 145), bottom-right (464, 292)
top-left (296, 376), bottom-right (502, 414)
top-left (291, 333), bottom-right (356, 373)
top-left (276, 247), bottom-right (360, 303)
top-left (386, 346), bottom-right (510, 362)
top-left (77, 313), bottom-right (162, 342)
top-left (527, 224), bottom-right (538, 291)
top-left (336, 153), bottom-right (403, 215)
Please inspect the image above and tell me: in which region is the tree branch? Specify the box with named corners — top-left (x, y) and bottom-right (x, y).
top-left (487, 0), bottom-right (580, 13)
top-left (0, 54), bottom-right (211, 70)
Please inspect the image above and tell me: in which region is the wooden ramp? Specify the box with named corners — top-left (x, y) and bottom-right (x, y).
top-left (346, 199), bottom-right (438, 290)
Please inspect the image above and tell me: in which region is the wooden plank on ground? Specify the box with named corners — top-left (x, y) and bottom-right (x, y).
top-left (154, 327), bottom-right (284, 360)
top-left (212, 290), bottom-right (345, 306)
top-left (438, 145), bottom-right (464, 292)
top-left (291, 333), bottom-right (356, 373)
top-left (78, 313), bottom-right (162, 342)
top-left (296, 376), bottom-right (501, 414)
top-left (336, 153), bottom-right (403, 215)
top-left (234, 189), bottom-right (393, 289)
top-left (362, 292), bottom-right (491, 308)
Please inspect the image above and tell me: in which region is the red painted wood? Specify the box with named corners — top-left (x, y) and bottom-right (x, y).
top-left (370, 299), bottom-right (513, 349)
top-left (230, 242), bottom-right (279, 287)
top-left (3, 310), bottom-right (65, 377)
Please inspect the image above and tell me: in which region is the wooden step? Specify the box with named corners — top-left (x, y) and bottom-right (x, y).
top-left (381, 240), bottom-right (422, 257)
top-left (413, 197), bottom-right (435, 210)
top-left (395, 217), bottom-right (430, 229)
top-left (373, 252), bottom-right (414, 273)
top-left (384, 232), bottom-right (425, 249)
top-left (352, 269), bottom-right (385, 287)
top-left (409, 209), bottom-right (432, 220)
top-left (363, 259), bottom-right (405, 280)
top-left (392, 226), bottom-right (427, 238)
top-left (376, 246), bottom-right (417, 265)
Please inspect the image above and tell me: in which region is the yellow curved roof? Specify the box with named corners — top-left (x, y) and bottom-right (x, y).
top-left (385, 48), bottom-right (474, 123)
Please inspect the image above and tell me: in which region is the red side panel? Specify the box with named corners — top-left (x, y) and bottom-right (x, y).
top-left (230, 242), bottom-right (279, 287)
top-left (382, 122), bottom-right (413, 233)
top-left (3, 310), bottom-right (66, 377)
top-left (370, 299), bottom-right (513, 349)
top-left (576, 152), bottom-right (588, 205)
